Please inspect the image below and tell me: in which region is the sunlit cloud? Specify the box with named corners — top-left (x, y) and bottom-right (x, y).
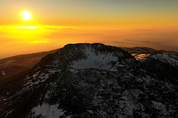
top-left (15, 26), bottom-right (40, 29)
top-left (0, 25), bottom-right (178, 59)
top-left (30, 40), bottom-right (50, 44)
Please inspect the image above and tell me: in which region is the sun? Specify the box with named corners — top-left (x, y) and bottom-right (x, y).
top-left (22, 12), bottom-right (31, 20)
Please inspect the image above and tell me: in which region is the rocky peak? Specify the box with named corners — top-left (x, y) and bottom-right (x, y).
top-left (53, 43), bottom-right (137, 71)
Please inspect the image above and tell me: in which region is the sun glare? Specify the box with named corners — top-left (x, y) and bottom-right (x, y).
top-left (22, 12), bottom-right (31, 20)
top-left (15, 26), bottom-right (39, 29)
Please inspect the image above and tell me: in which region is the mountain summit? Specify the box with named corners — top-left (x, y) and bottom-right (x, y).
top-left (0, 43), bottom-right (178, 118)
top-left (53, 43), bottom-right (137, 70)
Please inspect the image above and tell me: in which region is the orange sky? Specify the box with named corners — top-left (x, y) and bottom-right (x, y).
top-left (0, 0), bottom-right (178, 59)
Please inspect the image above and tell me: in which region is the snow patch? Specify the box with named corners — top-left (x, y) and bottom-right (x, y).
top-left (31, 103), bottom-right (65, 118)
top-left (1, 71), bottom-right (5, 75)
top-left (5, 109), bottom-right (14, 117)
top-left (21, 68), bottom-right (60, 94)
top-left (70, 46), bottom-right (119, 71)
top-left (152, 101), bottom-right (167, 115)
top-left (151, 54), bottom-right (178, 67)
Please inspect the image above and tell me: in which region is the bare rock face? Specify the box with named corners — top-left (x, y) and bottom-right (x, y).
top-left (0, 43), bottom-right (178, 118)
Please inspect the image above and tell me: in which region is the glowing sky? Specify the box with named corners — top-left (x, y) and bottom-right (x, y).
top-left (0, 0), bottom-right (178, 59)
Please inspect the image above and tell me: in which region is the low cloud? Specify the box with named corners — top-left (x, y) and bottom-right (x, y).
top-left (0, 28), bottom-right (178, 59)
top-left (30, 40), bottom-right (50, 44)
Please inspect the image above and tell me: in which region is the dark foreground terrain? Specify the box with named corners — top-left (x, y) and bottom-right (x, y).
top-left (0, 43), bottom-right (178, 118)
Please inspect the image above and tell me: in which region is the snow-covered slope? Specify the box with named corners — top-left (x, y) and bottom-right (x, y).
top-left (71, 48), bottom-right (119, 71)
top-left (123, 47), bottom-right (178, 67)
top-left (149, 53), bottom-right (178, 68)
top-left (0, 43), bottom-right (178, 118)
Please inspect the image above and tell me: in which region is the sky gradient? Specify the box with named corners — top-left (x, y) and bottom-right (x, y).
top-left (0, 0), bottom-right (178, 59)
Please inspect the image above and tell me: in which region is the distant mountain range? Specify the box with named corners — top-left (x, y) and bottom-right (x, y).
top-left (0, 43), bottom-right (178, 118)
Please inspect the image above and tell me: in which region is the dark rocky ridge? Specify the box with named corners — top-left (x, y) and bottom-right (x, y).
top-left (53, 43), bottom-right (138, 70)
top-left (0, 43), bottom-right (178, 118)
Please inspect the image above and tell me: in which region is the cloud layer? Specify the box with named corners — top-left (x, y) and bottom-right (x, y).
top-left (0, 27), bottom-right (178, 59)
